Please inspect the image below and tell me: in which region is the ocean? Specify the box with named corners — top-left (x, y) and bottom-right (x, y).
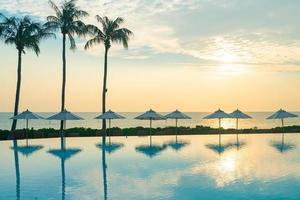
top-left (0, 112), bottom-right (300, 130)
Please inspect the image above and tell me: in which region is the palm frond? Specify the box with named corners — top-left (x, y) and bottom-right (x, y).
top-left (111, 17), bottom-right (124, 30)
top-left (0, 15), bottom-right (52, 54)
top-left (49, 0), bottom-right (62, 18)
top-left (67, 32), bottom-right (76, 49)
top-left (96, 15), bottom-right (108, 33)
top-left (72, 20), bottom-right (88, 36)
top-left (47, 15), bottom-right (59, 23)
top-left (110, 28), bottom-right (133, 48)
top-left (27, 42), bottom-right (40, 55)
top-left (84, 36), bottom-right (104, 50)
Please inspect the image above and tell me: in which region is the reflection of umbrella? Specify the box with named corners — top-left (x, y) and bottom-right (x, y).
top-left (96, 142), bottom-right (124, 154)
top-left (11, 145), bottom-right (43, 157)
top-left (47, 110), bottom-right (83, 149)
top-left (232, 141), bottom-right (246, 150)
top-left (95, 110), bottom-right (125, 144)
top-left (48, 148), bottom-right (81, 200)
top-left (165, 140), bottom-right (190, 152)
top-left (229, 109), bottom-right (252, 144)
top-left (267, 109), bottom-right (298, 145)
top-left (135, 109), bottom-right (165, 146)
top-left (48, 148), bottom-right (82, 160)
top-left (271, 141), bottom-right (296, 153)
top-left (135, 144), bottom-right (167, 158)
top-left (11, 109), bottom-right (44, 146)
top-left (203, 109), bottom-right (232, 146)
top-left (206, 143), bottom-right (233, 155)
top-left (165, 110), bottom-right (191, 142)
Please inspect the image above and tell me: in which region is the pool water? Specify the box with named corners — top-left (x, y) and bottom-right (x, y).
top-left (0, 133), bottom-right (300, 200)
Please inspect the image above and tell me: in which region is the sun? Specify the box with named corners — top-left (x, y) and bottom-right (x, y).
top-left (219, 52), bottom-right (239, 63)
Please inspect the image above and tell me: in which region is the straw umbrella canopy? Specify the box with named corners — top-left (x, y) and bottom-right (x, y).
top-left (229, 109), bottom-right (252, 129)
top-left (165, 110), bottom-right (191, 142)
top-left (203, 109), bottom-right (232, 146)
top-left (47, 109), bottom-right (83, 149)
top-left (11, 109), bottom-right (44, 146)
top-left (267, 109), bottom-right (298, 145)
top-left (135, 109), bottom-right (165, 146)
top-left (95, 110), bottom-right (125, 144)
top-left (267, 109), bottom-right (298, 126)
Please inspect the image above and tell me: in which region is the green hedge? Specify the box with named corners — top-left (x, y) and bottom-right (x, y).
top-left (0, 125), bottom-right (299, 140)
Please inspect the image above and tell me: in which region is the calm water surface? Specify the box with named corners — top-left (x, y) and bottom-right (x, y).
top-left (0, 133), bottom-right (300, 200)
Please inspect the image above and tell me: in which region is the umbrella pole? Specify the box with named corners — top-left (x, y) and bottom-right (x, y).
top-left (63, 121), bottom-right (67, 150)
top-left (150, 119), bottom-right (152, 146)
top-left (218, 118), bottom-right (221, 147)
top-left (109, 119), bottom-right (111, 145)
top-left (26, 119), bottom-right (29, 147)
top-left (281, 118), bottom-right (284, 133)
top-left (281, 118), bottom-right (285, 146)
top-left (175, 118), bottom-right (178, 143)
top-left (236, 118), bottom-right (239, 145)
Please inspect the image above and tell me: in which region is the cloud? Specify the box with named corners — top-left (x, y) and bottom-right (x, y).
top-left (1, 0), bottom-right (300, 72)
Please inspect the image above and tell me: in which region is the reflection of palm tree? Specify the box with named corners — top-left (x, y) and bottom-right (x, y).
top-left (11, 142), bottom-right (44, 200)
top-left (101, 139), bottom-right (108, 200)
top-left (61, 156), bottom-right (66, 200)
top-left (13, 140), bottom-right (20, 200)
top-left (48, 148), bottom-right (81, 200)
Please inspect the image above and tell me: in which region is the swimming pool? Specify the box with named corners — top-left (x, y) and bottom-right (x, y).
top-left (0, 133), bottom-right (299, 200)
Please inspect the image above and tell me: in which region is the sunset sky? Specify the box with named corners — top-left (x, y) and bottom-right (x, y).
top-left (0, 0), bottom-right (300, 112)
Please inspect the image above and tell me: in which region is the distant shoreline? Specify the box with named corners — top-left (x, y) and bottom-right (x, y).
top-left (0, 126), bottom-right (300, 141)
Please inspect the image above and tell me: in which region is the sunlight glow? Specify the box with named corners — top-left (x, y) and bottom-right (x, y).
top-left (218, 153), bottom-right (237, 172)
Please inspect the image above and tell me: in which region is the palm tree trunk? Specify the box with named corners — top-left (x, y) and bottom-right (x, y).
top-left (11, 50), bottom-right (22, 134)
top-left (102, 46), bottom-right (109, 140)
top-left (60, 34), bottom-right (66, 150)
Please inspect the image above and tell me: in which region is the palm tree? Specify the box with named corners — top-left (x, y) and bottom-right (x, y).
top-left (84, 16), bottom-right (133, 136)
top-left (45, 0), bottom-right (88, 149)
top-left (0, 14), bottom-right (54, 133)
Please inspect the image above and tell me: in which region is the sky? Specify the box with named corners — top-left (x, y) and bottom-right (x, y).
top-left (0, 0), bottom-right (300, 112)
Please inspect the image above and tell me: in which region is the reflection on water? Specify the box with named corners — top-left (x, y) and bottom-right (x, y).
top-left (101, 138), bottom-right (108, 200)
top-left (96, 142), bottom-right (124, 154)
top-left (48, 148), bottom-right (82, 200)
top-left (164, 140), bottom-right (190, 152)
top-left (1, 134), bottom-right (300, 200)
top-left (11, 145), bottom-right (43, 157)
top-left (135, 144), bottom-right (168, 158)
top-left (12, 140), bottom-right (20, 200)
top-left (270, 133), bottom-right (296, 153)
